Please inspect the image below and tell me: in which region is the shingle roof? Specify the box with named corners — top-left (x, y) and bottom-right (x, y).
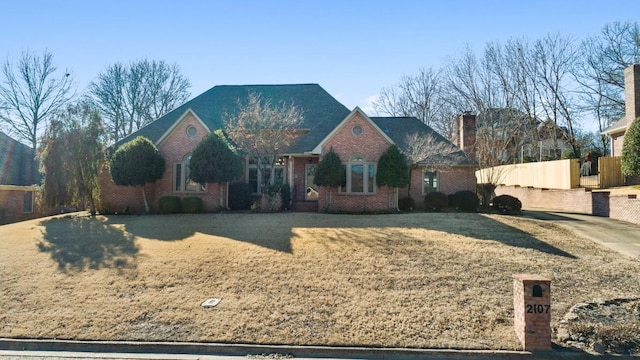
top-left (0, 132), bottom-right (38, 185)
top-left (371, 117), bottom-right (472, 166)
top-left (115, 84), bottom-right (351, 154)
top-left (114, 84), bottom-right (470, 165)
top-left (603, 116), bottom-right (631, 135)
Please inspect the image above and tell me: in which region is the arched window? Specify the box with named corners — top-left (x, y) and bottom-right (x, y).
top-left (340, 154), bottom-right (376, 194)
top-left (174, 155), bottom-right (206, 192)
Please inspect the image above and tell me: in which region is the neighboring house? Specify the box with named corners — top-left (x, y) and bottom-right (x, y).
top-left (99, 84), bottom-right (476, 213)
top-left (0, 132), bottom-right (39, 224)
top-left (603, 64), bottom-right (639, 157)
top-left (476, 108), bottom-right (572, 164)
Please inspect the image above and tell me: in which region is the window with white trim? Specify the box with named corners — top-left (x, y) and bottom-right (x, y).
top-left (248, 157), bottom-right (285, 193)
top-left (422, 170), bottom-right (439, 194)
top-left (174, 155), bottom-right (206, 192)
top-left (340, 154), bottom-right (376, 194)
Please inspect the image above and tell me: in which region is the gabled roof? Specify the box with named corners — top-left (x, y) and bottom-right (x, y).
top-left (311, 107), bottom-right (393, 154)
top-left (0, 132), bottom-right (37, 186)
top-left (370, 117), bottom-right (472, 166)
top-left (115, 84), bottom-right (351, 154)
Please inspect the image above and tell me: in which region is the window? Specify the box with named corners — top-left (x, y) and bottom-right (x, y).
top-left (352, 125), bottom-right (363, 136)
top-left (340, 154), bottom-right (376, 194)
top-left (247, 157), bottom-right (285, 193)
top-left (423, 170), bottom-right (439, 194)
top-left (174, 155), bottom-right (206, 192)
top-left (23, 191), bottom-right (33, 213)
top-left (186, 125), bottom-right (197, 138)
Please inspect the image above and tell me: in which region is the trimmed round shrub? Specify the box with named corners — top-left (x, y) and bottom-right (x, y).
top-left (182, 196), bottom-right (203, 213)
top-left (398, 196), bottom-right (415, 211)
top-left (229, 182), bottom-right (253, 210)
top-left (159, 196), bottom-right (181, 214)
top-left (492, 194), bottom-right (522, 215)
top-left (452, 190), bottom-right (479, 212)
top-left (424, 191), bottom-right (448, 212)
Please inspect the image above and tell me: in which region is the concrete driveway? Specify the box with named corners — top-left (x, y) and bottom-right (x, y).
top-left (522, 209), bottom-right (640, 261)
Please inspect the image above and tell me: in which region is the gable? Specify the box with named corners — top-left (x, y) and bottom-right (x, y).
top-left (315, 108), bottom-right (394, 162)
top-left (313, 108), bottom-right (393, 155)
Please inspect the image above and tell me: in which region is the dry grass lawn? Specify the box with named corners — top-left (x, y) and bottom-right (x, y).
top-left (1, 212), bottom-right (639, 350)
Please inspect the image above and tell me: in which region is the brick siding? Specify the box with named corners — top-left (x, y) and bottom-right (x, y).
top-left (495, 186), bottom-right (640, 225)
top-left (99, 112), bottom-right (224, 213)
top-left (318, 112), bottom-right (393, 212)
top-left (0, 186), bottom-right (41, 224)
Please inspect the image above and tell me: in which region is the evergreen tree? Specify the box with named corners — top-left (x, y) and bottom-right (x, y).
top-left (622, 117), bottom-right (640, 177)
top-left (110, 136), bottom-right (165, 212)
top-left (377, 145), bottom-right (410, 210)
top-left (314, 147), bottom-right (345, 209)
top-left (189, 131), bottom-right (243, 208)
top-left (377, 145), bottom-right (410, 188)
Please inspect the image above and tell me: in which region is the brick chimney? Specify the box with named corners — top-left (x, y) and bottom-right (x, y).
top-left (455, 112), bottom-right (476, 160)
top-left (625, 64), bottom-right (640, 122)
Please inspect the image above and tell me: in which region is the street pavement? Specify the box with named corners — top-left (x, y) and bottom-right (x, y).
top-left (521, 209), bottom-right (640, 260)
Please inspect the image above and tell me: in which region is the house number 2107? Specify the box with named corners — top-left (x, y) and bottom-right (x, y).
top-left (526, 304), bottom-right (550, 314)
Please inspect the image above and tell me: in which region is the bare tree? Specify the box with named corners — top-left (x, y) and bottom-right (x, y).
top-left (90, 59), bottom-right (191, 142)
top-left (373, 67), bottom-right (454, 137)
top-left (225, 92), bottom-right (304, 192)
top-left (576, 21), bottom-right (640, 154)
top-left (402, 131), bottom-right (463, 196)
top-left (532, 33), bottom-right (581, 158)
top-left (0, 50), bottom-right (74, 152)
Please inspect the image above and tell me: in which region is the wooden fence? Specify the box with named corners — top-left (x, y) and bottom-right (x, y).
top-left (476, 157), bottom-right (624, 190)
top-left (598, 156), bottom-right (624, 188)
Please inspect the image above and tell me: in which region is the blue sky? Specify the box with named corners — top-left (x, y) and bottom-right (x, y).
top-left (2, 0), bottom-right (639, 116)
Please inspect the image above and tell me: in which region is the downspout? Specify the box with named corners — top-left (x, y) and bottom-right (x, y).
top-left (288, 156), bottom-right (294, 210)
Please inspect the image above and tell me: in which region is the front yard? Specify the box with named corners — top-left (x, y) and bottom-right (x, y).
top-left (0, 212), bottom-right (638, 350)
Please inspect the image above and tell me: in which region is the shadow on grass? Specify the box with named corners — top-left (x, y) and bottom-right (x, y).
top-left (105, 213), bottom-right (292, 253)
top-left (38, 216), bottom-right (138, 273)
top-left (418, 213), bottom-right (578, 259)
top-left (101, 212), bottom-right (574, 258)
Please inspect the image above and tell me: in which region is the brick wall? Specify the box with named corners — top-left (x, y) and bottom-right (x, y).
top-left (99, 112), bottom-right (224, 213)
top-left (405, 166), bottom-right (477, 205)
top-left (495, 186), bottom-right (640, 225)
top-left (0, 186), bottom-right (40, 224)
top-left (318, 111), bottom-right (393, 212)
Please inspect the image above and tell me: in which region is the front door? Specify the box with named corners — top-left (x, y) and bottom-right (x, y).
top-left (305, 164), bottom-right (318, 201)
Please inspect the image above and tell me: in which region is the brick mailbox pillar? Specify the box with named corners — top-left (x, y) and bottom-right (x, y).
top-left (513, 274), bottom-right (551, 351)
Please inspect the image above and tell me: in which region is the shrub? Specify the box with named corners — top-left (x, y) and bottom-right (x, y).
top-left (452, 190), bottom-right (479, 212)
top-left (229, 182), bottom-right (253, 210)
top-left (259, 193), bottom-right (282, 213)
top-left (182, 196), bottom-right (203, 213)
top-left (491, 194), bottom-right (522, 215)
top-left (159, 196), bottom-right (181, 214)
top-left (98, 204), bottom-right (113, 215)
top-left (263, 183), bottom-right (290, 211)
top-left (477, 183), bottom-right (496, 207)
top-left (398, 196), bottom-right (415, 211)
top-left (424, 191), bottom-right (448, 212)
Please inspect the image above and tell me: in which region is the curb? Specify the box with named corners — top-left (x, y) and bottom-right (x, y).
top-left (0, 338), bottom-right (621, 360)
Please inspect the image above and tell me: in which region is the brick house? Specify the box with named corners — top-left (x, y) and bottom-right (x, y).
top-left (99, 84), bottom-right (476, 213)
top-left (604, 64), bottom-right (639, 157)
top-left (0, 132), bottom-right (39, 224)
